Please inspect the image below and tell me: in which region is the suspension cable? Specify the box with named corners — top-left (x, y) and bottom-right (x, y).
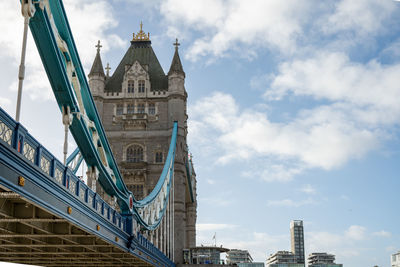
top-left (16, 0), bottom-right (35, 122)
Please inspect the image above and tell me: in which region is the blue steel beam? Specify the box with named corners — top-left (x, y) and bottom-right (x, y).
top-left (27, 1), bottom-right (132, 213)
top-left (24, 0), bottom-right (177, 231)
top-left (66, 147), bottom-right (83, 174)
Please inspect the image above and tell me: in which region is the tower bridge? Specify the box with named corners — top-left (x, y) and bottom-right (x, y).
top-left (0, 0), bottom-right (197, 266)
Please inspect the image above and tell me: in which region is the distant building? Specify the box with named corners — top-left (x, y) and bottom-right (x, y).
top-left (267, 251), bottom-right (304, 267)
top-left (267, 251), bottom-right (297, 265)
top-left (392, 251), bottom-right (400, 267)
top-left (308, 253), bottom-right (343, 267)
top-left (183, 246), bottom-right (229, 264)
top-left (227, 249), bottom-right (253, 264)
top-left (290, 220), bottom-right (305, 264)
top-left (267, 220), bottom-right (306, 267)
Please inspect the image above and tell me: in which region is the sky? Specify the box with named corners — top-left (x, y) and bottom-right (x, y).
top-left (0, 0), bottom-right (400, 267)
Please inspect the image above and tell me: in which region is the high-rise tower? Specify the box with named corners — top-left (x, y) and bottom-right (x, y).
top-left (290, 220), bottom-right (305, 264)
top-left (88, 24), bottom-right (197, 264)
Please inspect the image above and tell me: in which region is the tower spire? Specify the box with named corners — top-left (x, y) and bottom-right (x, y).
top-left (168, 38), bottom-right (185, 77)
top-left (89, 40), bottom-right (105, 77)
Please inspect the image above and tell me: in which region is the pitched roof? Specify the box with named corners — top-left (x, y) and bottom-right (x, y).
top-left (105, 41), bottom-right (167, 92)
top-left (168, 47), bottom-right (185, 77)
top-left (88, 50), bottom-right (105, 77)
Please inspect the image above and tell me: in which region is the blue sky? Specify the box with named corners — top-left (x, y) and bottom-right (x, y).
top-left (1, 1), bottom-right (400, 266)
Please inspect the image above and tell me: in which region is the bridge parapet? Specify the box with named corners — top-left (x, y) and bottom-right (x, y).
top-left (0, 106), bottom-right (127, 233)
top-left (0, 106), bottom-right (175, 266)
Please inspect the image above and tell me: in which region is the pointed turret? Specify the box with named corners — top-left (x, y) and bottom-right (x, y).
top-left (89, 40), bottom-right (105, 77)
top-left (89, 40), bottom-right (105, 103)
top-left (168, 38), bottom-right (185, 77)
top-left (168, 38), bottom-right (186, 127)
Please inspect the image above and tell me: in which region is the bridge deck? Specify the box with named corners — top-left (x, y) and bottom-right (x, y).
top-left (0, 186), bottom-right (151, 267)
top-left (0, 107), bottom-right (175, 267)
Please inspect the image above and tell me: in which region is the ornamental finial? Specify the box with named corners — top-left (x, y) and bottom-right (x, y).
top-left (95, 40), bottom-right (102, 53)
top-left (132, 21), bottom-right (150, 42)
top-left (105, 63), bottom-right (111, 77)
top-left (173, 38), bottom-right (180, 50)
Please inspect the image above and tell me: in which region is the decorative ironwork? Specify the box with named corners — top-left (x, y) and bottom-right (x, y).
top-left (0, 122), bottom-right (12, 145)
top-left (132, 22), bottom-right (150, 42)
top-left (40, 156), bottom-right (50, 175)
top-left (79, 187), bottom-right (85, 200)
top-left (23, 142), bottom-right (35, 163)
top-left (88, 195), bottom-right (93, 208)
top-left (69, 180), bottom-right (76, 195)
top-left (67, 206), bottom-right (72, 214)
top-left (55, 168), bottom-right (63, 184)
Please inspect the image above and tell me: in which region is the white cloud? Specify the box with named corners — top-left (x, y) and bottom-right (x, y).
top-left (267, 52), bottom-right (400, 122)
top-left (206, 179), bottom-right (216, 185)
top-left (373, 230), bottom-right (392, 238)
top-left (267, 198), bottom-right (316, 208)
top-left (300, 184), bottom-right (316, 194)
top-left (160, 0), bottom-right (312, 61)
top-left (321, 0), bottom-right (395, 36)
top-left (0, 0), bottom-right (124, 102)
top-left (158, 0), bottom-right (397, 61)
top-left (189, 91), bottom-right (381, 180)
top-left (64, 0), bottom-right (125, 69)
top-left (345, 225), bottom-right (367, 240)
top-left (241, 164), bottom-right (304, 183)
top-left (308, 225), bottom-right (369, 259)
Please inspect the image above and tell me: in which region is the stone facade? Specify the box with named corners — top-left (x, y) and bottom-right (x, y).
top-left (87, 31), bottom-right (197, 264)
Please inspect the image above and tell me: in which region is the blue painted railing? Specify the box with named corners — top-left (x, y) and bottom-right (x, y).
top-left (0, 106), bottom-right (126, 231)
top-left (0, 106), bottom-right (175, 267)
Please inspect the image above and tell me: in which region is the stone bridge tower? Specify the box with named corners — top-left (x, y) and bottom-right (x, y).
top-left (88, 24), bottom-right (197, 264)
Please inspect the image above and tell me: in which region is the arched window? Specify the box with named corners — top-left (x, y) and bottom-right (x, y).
top-left (126, 145), bottom-right (143, 163)
top-left (155, 152), bottom-right (163, 163)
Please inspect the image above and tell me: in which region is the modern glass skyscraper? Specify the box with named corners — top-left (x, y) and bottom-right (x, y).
top-left (290, 220), bottom-right (305, 264)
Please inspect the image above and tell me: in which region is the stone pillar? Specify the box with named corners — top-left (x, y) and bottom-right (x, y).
top-left (173, 167), bottom-right (186, 264)
top-left (186, 202), bottom-right (197, 248)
